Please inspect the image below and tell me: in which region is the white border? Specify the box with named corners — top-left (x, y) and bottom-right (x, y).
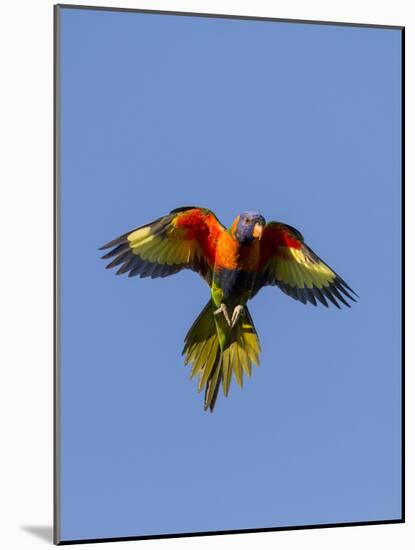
top-left (0, 1), bottom-right (411, 549)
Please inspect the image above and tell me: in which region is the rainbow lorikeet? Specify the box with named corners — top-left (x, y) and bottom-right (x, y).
top-left (100, 207), bottom-right (357, 411)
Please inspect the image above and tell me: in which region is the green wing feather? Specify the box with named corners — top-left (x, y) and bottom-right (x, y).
top-left (256, 222), bottom-right (358, 308)
top-left (100, 207), bottom-right (224, 284)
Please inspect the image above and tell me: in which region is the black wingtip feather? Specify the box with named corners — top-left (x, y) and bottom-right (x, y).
top-left (99, 234), bottom-right (129, 251)
top-left (336, 276), bottom-right (359, 297)
top-left (105, 250), bottom-right (131, 270)
top-left (329, 284), bottom-right (350, 308)
top-left (321, 287), bottom-right (341, 309)
top-left (312, 287), bottom-right (329, 308)
top-left (303, 287), bottom-right (318, 306)
top-left (100, 243), bottom-right (129, 259)
top-left (334, 279), bottom-right (357, 302)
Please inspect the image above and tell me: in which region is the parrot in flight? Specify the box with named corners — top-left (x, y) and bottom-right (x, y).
top-left (100, 207), bottom-right (357, 411)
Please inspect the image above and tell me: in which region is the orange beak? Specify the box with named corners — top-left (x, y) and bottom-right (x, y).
top-left (253, 223), bottom-right (264, 240)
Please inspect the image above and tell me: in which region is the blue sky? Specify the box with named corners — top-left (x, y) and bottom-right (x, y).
top-left (59, 7), bottom-right (402, 541)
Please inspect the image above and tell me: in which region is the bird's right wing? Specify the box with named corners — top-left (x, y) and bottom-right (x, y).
top-left (100, 207), bottom-right (225, 284)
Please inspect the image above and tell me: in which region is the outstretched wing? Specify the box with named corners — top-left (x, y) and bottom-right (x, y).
top-left (100, 207), bottom-right (225, 284)
top-left (255, 222), bottom-right (357, 308)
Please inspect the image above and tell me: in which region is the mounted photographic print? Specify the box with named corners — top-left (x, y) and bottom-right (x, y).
top-left (54, 4), bottom-right (404, 545)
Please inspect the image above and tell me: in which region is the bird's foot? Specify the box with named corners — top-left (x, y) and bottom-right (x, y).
top-left (214, 303), bottom-right (231, 327)
top-left (214, 303), bottom-right (245, 329)
top-left (231, 305), bottom-right (245, 328)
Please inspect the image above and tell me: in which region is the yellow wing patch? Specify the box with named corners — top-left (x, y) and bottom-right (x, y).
top-left (257, 222), bottom-right (357, 308)
top-left (128, 226), bottom-right (199, 266)
top-left (272, 247), bottom-right (336, 290)
top-left (100, 207), bottom-right (222, 282)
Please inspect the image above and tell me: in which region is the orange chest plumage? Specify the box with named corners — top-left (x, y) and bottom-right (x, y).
top-left (214, 231), bottom-right (261, 272)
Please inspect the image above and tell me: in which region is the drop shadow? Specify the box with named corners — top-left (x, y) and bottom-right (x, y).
top-left (21, 525), bottom-right (53, 543)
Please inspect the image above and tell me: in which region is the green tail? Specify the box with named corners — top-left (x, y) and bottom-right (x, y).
top-left (182, 301), bottom-right (261, 412)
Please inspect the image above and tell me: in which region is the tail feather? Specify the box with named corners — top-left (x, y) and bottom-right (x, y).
top-left (204, 352), bottom-right (222, 411)
top-left (183, 301), bottom-right (261, 412)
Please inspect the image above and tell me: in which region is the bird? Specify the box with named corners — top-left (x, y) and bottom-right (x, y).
top-left (100, 206), bottom-right (357, 412)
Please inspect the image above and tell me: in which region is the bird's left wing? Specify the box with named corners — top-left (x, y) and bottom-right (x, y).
top-left (100, 207), bottom-right (225, 284)
top-left (254, 222), bottom-right (357, 308)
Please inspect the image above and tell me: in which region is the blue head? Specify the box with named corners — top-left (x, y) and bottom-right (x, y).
top-left (232, 211), bottom-right (266, 245)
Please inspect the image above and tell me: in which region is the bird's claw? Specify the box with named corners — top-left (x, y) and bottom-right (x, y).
top-left (231, 305), bottom-right (245, 328)
top-left (214, 303), bottom-right (231, 326)
top-left (214, 303), bottom-right (245, 329)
